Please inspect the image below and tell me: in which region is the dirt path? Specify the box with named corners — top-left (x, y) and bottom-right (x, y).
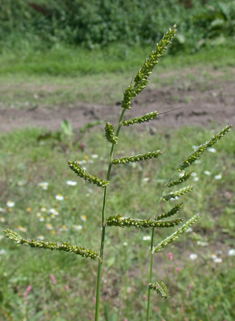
top-left (1, 79), bottom-right (234, 132)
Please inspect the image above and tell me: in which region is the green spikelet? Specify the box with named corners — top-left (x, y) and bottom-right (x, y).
top-left (162, 185), bottom-right (194, 201)
top-left (166, 172), bottom-right (192, 187)
top-left (156, 203), bottom-right (183, 220)
top-left (121, 111), bottom-right (159, 126)
top-left (153, 213), bottom-right (199, 254)
top-left (121, 25), bottom-right (177, 110)
top-left (106, 215), bottom-right (183, 229)
top-left (178, 125), bottom-right (232, 171)
top-left (112, 150), bottom-right (162, 165)
top-left (68, 161), bottom-right (109, 188)
top-left (105, 122), bottom-right (118, 144)
top-left (4, 229), bottom-right (100, 260)
top-left (149, 281), bottom-right (170, 300)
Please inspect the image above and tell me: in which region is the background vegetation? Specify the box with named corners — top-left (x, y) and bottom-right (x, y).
top-left (1, 0), bottom-right (235, 51)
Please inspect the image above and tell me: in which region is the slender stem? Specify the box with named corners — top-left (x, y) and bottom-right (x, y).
top-left (146, 227), bottom-right (155, 321)
top-left (94, 109), bottom-right (126, 321)
top-left (146, 166), bottom-right (179, 320)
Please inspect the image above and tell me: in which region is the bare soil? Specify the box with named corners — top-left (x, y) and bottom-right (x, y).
top-left (1, 79), bottom-right (235, 132)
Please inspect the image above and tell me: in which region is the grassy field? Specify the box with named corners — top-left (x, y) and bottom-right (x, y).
top-left (0, 45), bottom-right (235, 110)
top-left (0, 121), bottom-right (235, 321)
top-left (0, 41), bottom-right (235, 321)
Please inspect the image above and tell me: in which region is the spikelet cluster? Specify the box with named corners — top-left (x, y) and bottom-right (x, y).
top-left (166, 172), bottom-right (192, 187)
top-left (121, 25), bottom-right (177, 110)
top-left (121, 111), bottom-right (159, 126)
top-left (153, 214), bottom-right (199, 253)
top-left (4, 229), bottom-right (100, 260)
top-left (105, 122), bottom-right (118, 144)
top-left (156, 203), bottom-right (183, 220)
top-left (112, 150), bottom-right (162, 165)
top-left (178, 125), bottom-right (232, 171)
top-left (106, 215), bottom-right (183, 229)
top-left (162, 185), bottom-right (194, 201)
top-left (149, 281), bottom-right (170, 300)
top-left (68, 161), bottom-right (109, 188)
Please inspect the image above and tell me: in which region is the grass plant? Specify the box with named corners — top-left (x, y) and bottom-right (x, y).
top-left (2, 26), bottom-right (233, 321)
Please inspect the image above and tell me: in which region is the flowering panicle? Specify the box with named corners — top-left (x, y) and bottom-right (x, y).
top-left (121, 25), bottom-right (177, 110)
top-left (121, 111), bottom-right (159, 126)
top-left (105, 122), bottom-right (118, 144)
top-left (166, 172), bottom-right (192, 187)
top-left (178, 125), bottom-right (232, 171)
top-left (156, 203), bottom-right (183, 220)
top-left (4, 229), bottom-right (100, 260)
top-left (106, 215), bottom-right (183, 229)
top-left (149, 281), bottom-right (170, 300)
top-left (162, 186), bottom-right (194, 201)
top-left (112, 150), bottom-right (162, 165)
top-left (153, 214), bottom-right (200, 254)
top-left (68, 161), bottom-right (109, 188)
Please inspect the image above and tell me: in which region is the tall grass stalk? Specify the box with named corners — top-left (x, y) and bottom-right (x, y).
top-left (95, 108), bottom-right (125, 320)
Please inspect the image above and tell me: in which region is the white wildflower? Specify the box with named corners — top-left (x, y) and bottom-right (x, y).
top-left (49, 208), bottom-right (59, 215)
top-left (143, 177), bottom-right (150, 182)
top-left (56, 194), bottom-right (64, 201)
top-left (214, 174), bottom-right (222, 180)
top-left (59, 225), bottom-right (68, 231)
top-left (204, 171), bottom-right (211, 176)
top-left (66, 180), bottom-right (77, 186)
top-left (73, 225), bottom-right (83, 230)
top-left (228, 249), bottom-right (235, 256)
top-left (46, 223), bottom-right (53, 230)
top-left (143, 236), bottom-right (151, 241)
top-left (208, 148), bottom-right (216, 153)
top-left (214, 257), bottom-right (222, 263)
top-left (38, 182), bottom-right (49, 190)
top-left (189, 253), bottom-right (197, 260)
top-left (6, 201), bottom-right (15, 208)
top-left (18, 226), bottom-right (27, 232)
